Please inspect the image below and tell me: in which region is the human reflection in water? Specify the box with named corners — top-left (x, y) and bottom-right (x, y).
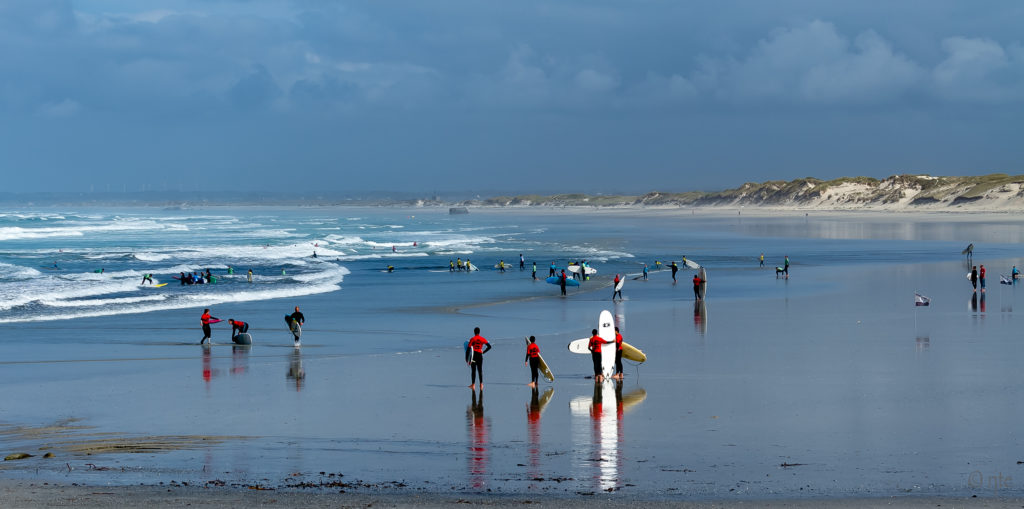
top-left (231, 345), bottom-right (250, 376)
top-left (980, 292), bottom-right (986, 313)
top-left (570, 380), bottom-right (647, 492)
top-left (526, 387), bottom-right (554, 486)
top-left (201, 345), bottom-right (222, 386)
top-left (969, 293), bottom-right (978, 312)
top-left (467, 389), bottom-right (489, 489)
top-left (693, 300), bottom-right (708, 336)
top-left (286, 349), bottom-right (305, 391)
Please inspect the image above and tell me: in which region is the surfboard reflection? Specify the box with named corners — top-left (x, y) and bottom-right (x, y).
top-left (693, 300), bottom-right (708, 336)
top-left (526, 387), bottom-right (554, 486)
top-left (467, 390), bottom-right (489, 489)
top-left (286, 349), bottom-right (305, 391)
top-left (570, 380), bottom-right (647, 491)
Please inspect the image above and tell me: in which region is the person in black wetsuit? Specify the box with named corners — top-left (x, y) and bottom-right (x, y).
top-left (141, 274), bottom-right (153, 285)
top-left (559, 269), bottom-right (568, 296)
top-left (289, 306), bottom-right (305, 345)
top-left (520, 254), bottom-right (525, 271)
top-left (466, 327), bottom-right (492, 390)
top-left (670, 261), bottom-right (678, 283)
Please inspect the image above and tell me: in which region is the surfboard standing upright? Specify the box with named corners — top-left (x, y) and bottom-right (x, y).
top-left (698, 266), bottom-right (708, 300)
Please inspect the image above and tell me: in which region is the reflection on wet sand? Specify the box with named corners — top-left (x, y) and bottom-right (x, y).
top-left (570, 380), bottom-right (647, 491)
top-left (526, 387), bottom-right (554, 485)
top-left (286, 349), bottom-right (305, 391)
top-left (467, 390), bottom-right (489, 489)
top-left (201, 346), bottom-right (222, 387)
top-left (693, 300), bottom-right (708, 336)
top-left (231, 345), bottom-right (250, 376)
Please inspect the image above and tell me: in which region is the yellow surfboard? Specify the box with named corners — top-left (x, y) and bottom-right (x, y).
top-left (621, 341), bottom-right (646, 363)
top-left (525, 337), bottom-right (555, 382)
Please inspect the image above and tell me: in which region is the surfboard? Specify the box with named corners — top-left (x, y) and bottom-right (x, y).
top-left (614, 277), bottom-right (624, 292)
top-left (153, 283), bottom-right (168, 288)
top-left (494, 263), bottom-right (508, 269)
top-left (568, 338), bottom-right (590, 354)
top-left (524, 337), bottom-right (554, 382)
top-left (966, 272), bottom-right (972, 280)
top-left (232, 333), bottom-right (252, 345)
top-left (621, 341), bottom-right (646, 363)
top-left (284, 315), bottom-right (301, 339)
top-left (207, 318), bottom-right (222, 324)
top-left (567, 265), bottom-right (598, 275)
top-left (683, 259), bottom-right (700, 269)
top-left (598, 310), bottom-right (616, 378)
top-left (546, 276), bottom-right (580, 287)
top-left (467, 263), bottom-right (479, 271)
top-left (698, 266), bottom-right (708, 299)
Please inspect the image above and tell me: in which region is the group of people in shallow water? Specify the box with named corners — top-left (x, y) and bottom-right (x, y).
top-left (199, 305), bottom-right (305, 346)
top-left (178, 270), bottom-right (216, 285)
top-left (449, 257), bottom-right (475, 272)
top-left (465, 326), bottom-right (629, 390)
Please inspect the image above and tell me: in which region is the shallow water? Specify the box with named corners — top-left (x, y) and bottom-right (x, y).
top-left (2, 208), bottom-right (1024, 499)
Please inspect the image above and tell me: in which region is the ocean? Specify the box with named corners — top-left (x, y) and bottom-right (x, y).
top-left (2, 206), bottom-right (1024, 499)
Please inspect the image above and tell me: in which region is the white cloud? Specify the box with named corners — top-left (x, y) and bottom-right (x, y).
top-left (932, 36), bottom-right (1024, 102)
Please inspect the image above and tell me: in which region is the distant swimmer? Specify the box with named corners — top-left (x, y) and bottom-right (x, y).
top-left (247, 269), bottom-right (253, 283)
top-left (466, 327), bottom-right (491, 390)
top-left (670, 261), bottom-right (678, 283)
top-left (587, 329), bottom-right (606, 382)
top-left (692, 273), bottom-right (703, 300)
top-left (288, 306), bottom-right (305, 346)
top-left (229, 319), bottom-right (249, 335)
top-left (392, 245), bottom-right (397, 253)
top-left (520, 253), bottom-right (525, 271)
top-left (200, 308), bottom-right (218, 345)
top-left (613, 327), bottom-right (624, 380)
top-left (141, 274), bottom-right (153, 285)
top-left (281, 269), bottom-right (286, 276)
top-left (312, 251), bottom-right (317, 258)
top-left (532, 262), bottom-right (537, 280)
top-left (227, 266), bottom-right (234, 275)
top-left (525, 336), bottom-right (540, 388)
top-left (759, 253), bottom-right (765, 267)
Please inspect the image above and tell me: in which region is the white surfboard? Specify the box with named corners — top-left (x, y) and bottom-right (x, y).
top-left (598, 310), bottom-right (615, 378)
top-left (568, 338), bottom-right (591, 354)
top-left (567, 265), bottom-right (598, 275)
top-left (467, 263), bottom-right (479, 271)
top-left (698, 266), bottom-right (708, 299)
top-left (614, 277), bottom-right (624, 292)
top-left (684, 259), bottom-right (700, 269)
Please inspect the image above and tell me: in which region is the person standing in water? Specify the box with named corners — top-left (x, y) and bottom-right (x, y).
top-left (289, 306), bottom-right (305, 346)
top-left (247, 269), bottom-right (253, 283)
top-left (520, 253), bottom-right (525, 271)
top-left (467, 327), bottom-right (491, 390)
top-left (669, 261), bottom-right (678, 283)
top-left (549, 262), bottom-right (556, 278)
top-left (980, 264), bottom-right (987, 292)
top-left (200, 308), bottom-right (217, 345)
top-left (612, 274), bottom-right (623, 301)
top-left (525, 336), bottom-right (541, 387)
top-left (970, 265), bottom-right (978, 292)
top-left (613, 326), bottom-right (624, 380)
top-left (783, 256), bottom-right (790, 277)
top-left (532, 262), bottom-right (537, 280)
top-left (759, 253), bottom-right (765, 267)
top-left (449, 259), bottom-right (455, 272)
top-left (692, 272), bottom-right (703, 300)
top-left (559, 269), bottom-right (568, 296)
top-left (498, 260), bottom-right (506, 273)
top-left (587, 329), bottom-right (606, 382)
top-left (642, 263), bottom-right (648, 280)
top-left (1013, 265), bottom-right (1020, 280)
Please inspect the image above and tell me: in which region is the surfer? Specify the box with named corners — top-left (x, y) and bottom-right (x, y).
top-left (525, 336), bottom-right (540, 388)
top-left (457, 258), bottom-right (463, 271)
top-left (387, 265), bottom-right (394, 273)
top-left (229, 319), bottom-right (249, 335)
top-left (587, 329), bottom-right (606, 382)
top-left (760, 253), bottom-right (765, 267)
top-left (670, 261), bottom-right (678, 283)
top-left (450, 260), bottom-right (455, 272)
top-left (612, 274), bottom-right (623, 300)
top-left (312, 251), bottom-right (317, 258)
top-left (498, 260), bottom-right (505, 273)
top-left (532, 262), bottom-right (537, 280)
top-left (199, 308), bottom-right (218, 345)
top-left (520, 254), bottom-right (525, 271)
top-left (559, 269), bottom-right (568, 296)
top-left (289, 306), bottom-right (305, 346)
top-left (613, 327), bottom-right (624, 380)
top-left (980, 264), bottom-right (987, 292)
top-left (141, 273), bottom-right (153, 285)
top-left (466, 327), bottom-right (491, 390)
top-left (970, 265), bottom-right (978, 292)
top-left (247, 269), bottom-right (253, 283)
top-left (1013, 266), bottom-right (1020, 280)
top-left (549, 262), bottom-right (556, 278)
top-left (784, 256), bottom-right (790, 277)
top-left (692, 273), bottom-right (703, 300)
top-left (642, 264), bottom-right (648, 280)
top-left (466, 259), bottom-right (472, 272)
top-left (227, 266), bottom-right (234, 275)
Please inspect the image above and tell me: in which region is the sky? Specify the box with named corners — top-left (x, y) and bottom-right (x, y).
top-left (2, 0), bottom-right (1023, 195)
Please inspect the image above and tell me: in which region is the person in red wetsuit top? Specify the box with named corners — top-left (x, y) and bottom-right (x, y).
top-left (466, 327), bottom-right (492, 390)
top-left (587, 329), bottom-right (607, 382)
top-left (199, 308), bottom-right (218, 345)
top-left (612, 274), bottom-right (622, 300)
top-left (692, 273), bottom-right (703, 301)
top-left (613, 326), bottom-right (624, 380)
top-left (524, 336), bottom-right (541, 387)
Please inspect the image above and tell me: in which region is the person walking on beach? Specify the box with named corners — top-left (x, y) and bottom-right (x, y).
top-left (467, 327), bottom-right (491, 390)
top-left (612, 274), bottom-right (623, 301)
top-left (229, 319), bottom-right (249, 336)
top-left (532, 262), bottom-right (537, 280)
top-left (613, 327), bottom-right (624, 380)
top-left (588, 329), bottom-right (606, 382)
top-left (200, 308), bottom-right (217, 345)
top-left (970, 265), bottom-right (978, 292)
top-left (498, 260), bottom-right (506, 273)
top-left (247, 269), bottom-right (253, 283)
top-left (525, 336), bottom-right (541, 388)
top-left (669, 261), bottom-right (678, 283)
top-left (783, 256), bottom-right (790, 277)
top-left (980, 264), bottom-right (987, 292)
top-left (642, 263), bottom-right (648, 280)
top-left (1013, 265), bottom-right (1020, 280)
top-left (520, 253), bottom-right (525, 271)
top-left (288, 306), bottom-right (305, 346)
top-left (560, 269), bottom-right (568, 296)
top-left (549, 262), bottom-right (556, 278)
top-left (693, 273), bottom-right (703, 300)
top-left (759, 253), bottom-right (765, 267)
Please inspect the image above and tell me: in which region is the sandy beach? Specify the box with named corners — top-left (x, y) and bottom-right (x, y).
top-left (3, 207), bottom-right (1024, 504)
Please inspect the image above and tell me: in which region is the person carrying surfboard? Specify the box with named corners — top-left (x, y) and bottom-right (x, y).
top-left (559, 269), bottom-right (568, 296)
top-left (612, 274), bottom-right (622, 301)
top-left (288, 306), bottom-right (305, 346)
top-left (692, 273), bottom-right (704, 300)
top-left (199, 308), bottom-right (218, 345)
top-left (520, 254), bottom-right (525, 271)
top-left (525, 336), bottom-right (541, 388)
top-left (613, 327), bottom-right (624, 380)
top-left (587, 329), bottom-right (607, 382)
top-left (466, 327), bottom-right (491, 390)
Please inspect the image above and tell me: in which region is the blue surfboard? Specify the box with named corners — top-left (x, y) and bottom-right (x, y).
top-left (546, 276), bottom-right (580, 287)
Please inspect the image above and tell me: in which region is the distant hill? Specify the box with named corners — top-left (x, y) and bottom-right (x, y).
top-left (462, 174), bottom-right (1024, 211)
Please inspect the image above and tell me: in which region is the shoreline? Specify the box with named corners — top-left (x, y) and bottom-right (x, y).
top-left (1, 481), bottom-right (1023, 508)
